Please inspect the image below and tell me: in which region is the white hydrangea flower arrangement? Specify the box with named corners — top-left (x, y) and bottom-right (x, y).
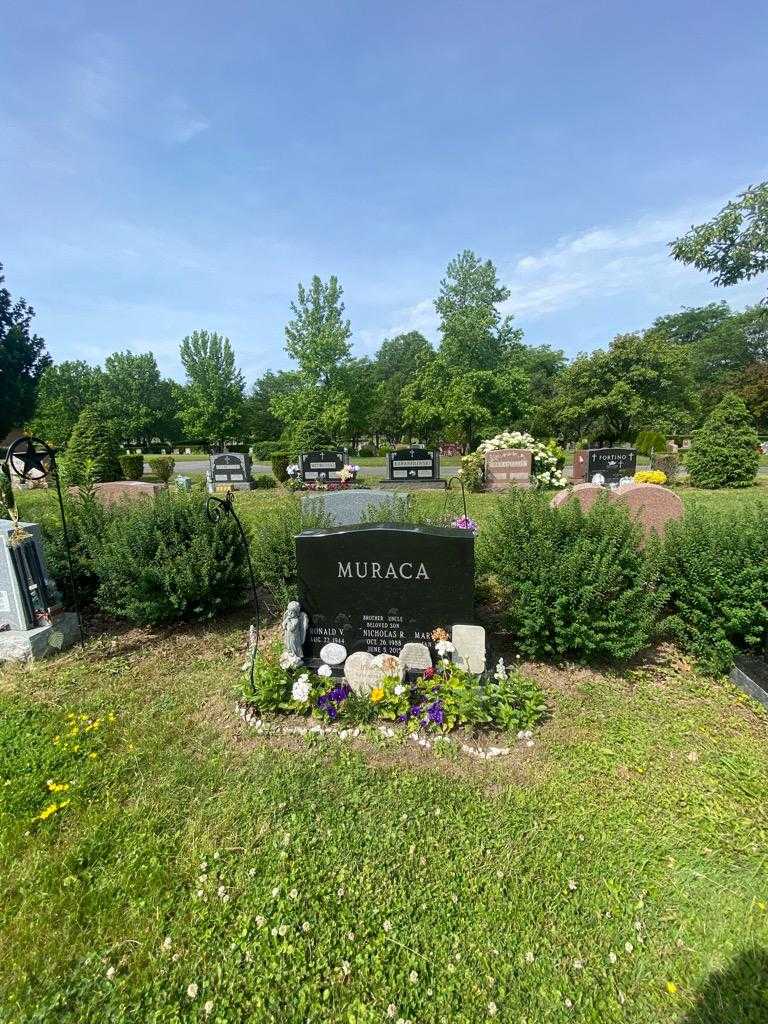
top-left (461, 430), bottom-right (567, 490)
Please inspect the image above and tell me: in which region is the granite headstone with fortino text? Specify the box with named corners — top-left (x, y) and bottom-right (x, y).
top-left (587, 448), bottom-right (637, 484)
top-left (296, 523), bottom-right (474, 663)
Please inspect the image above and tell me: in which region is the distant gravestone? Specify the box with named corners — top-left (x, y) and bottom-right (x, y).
top-left (301, 489), bottom-right (407, 526)
top-left (71, 481), bottom-right (164, 506)
top-left (572, 449), bottom-right (589, 483)
top-left (299, 450), bottom-right (347, 483)
top-left (208, 452), bottom-right (253, 491)
top-left (484, 449), bottom-right (533, 491)
top-left (587, 448), bottom-right (637, 484)
top-left (386, 448), bottom-right (441, 484)
top-left (297, 523), bottom-right (474, 663)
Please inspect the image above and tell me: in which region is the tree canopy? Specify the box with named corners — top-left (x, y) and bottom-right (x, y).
top-left (0, 263), bottom-right (50, 437)
top-left (178, 330), bottom-right (245, 446)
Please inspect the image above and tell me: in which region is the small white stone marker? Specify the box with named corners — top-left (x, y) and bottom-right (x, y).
top-left (451, 624), bottom-right (486, 674)
top-left (344, 651), bottom-right (379, 695)
top-left (319, 641), bottom-right (347, 665)
top-left (398, 642), bottom-right (433, 673)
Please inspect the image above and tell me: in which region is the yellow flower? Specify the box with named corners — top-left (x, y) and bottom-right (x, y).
top-left (666, 982), bottom-right (678, 995)
top-left (46, 780), bottom-right (70, 793)
top-left (370, 688), bottom-right (384, 703)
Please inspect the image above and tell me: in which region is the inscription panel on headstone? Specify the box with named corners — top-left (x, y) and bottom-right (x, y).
top-left (587, 448), bottom-right (636, 484)
top-left (297, 524), bottom-right (473, 660)
top-left (209, 453), bottom-right (253, 488)
top-left (386, 448), bottom-right (440, 482)
top-left (299, 450), bottom-right (347, 482)
top-left (484, 449), bottom-right (533, 491)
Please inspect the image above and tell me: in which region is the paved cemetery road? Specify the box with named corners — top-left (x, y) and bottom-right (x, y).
top-left (148, 459), bottom-right (768, 481)
top-left (145, 459), bottom-right (463, 479)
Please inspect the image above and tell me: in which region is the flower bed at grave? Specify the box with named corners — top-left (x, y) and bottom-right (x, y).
top-left (239, 630), bottom-right (547, 746)
top-left (460, 431), bottom-right (567, 491)
top-left (285, 463), bottom-right (364, 492)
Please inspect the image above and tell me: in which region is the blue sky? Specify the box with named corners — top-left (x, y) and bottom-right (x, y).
top-left (2, 0), bottom-right (767, 385)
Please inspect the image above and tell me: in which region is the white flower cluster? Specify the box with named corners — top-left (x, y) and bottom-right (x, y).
top-left (477, 431), bottom-right (567, 488)
top-left (435, 639), bottom-right (455, 657)
top-left (292, 673), bottom-right (311, 702)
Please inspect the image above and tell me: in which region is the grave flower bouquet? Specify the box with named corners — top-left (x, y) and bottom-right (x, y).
top-left (460, 431), bottom-right (567, 491)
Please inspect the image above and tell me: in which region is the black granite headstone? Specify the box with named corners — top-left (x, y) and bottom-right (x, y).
top-left (299, 450), bottom-right (347, 482)
top-left (587, 448), bottom-right (637, 484)
top-left (209, 452), bottom-right (253, 489)
top-left (386, 448), bottom-right (441, 482)
top-left (296, 523), bottom-right (474, 661)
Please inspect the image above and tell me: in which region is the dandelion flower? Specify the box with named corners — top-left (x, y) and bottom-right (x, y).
top-left (666, 981), bottom-right (678, 994)
top-left (187, 982), bottom-right (198, 999)
top-left (370, 687), bottom-right (384, 703)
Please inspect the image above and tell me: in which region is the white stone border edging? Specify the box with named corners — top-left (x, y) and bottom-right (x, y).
top-left (235, 701), bottom-right (536, 760)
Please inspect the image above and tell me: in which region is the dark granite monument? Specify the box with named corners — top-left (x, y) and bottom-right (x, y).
top-left (299, 450), bottom-right (348, 482)
top-left (386, 448), bottom-right (441, 484)
top-left (587, 448), bottom-right (637, 484)
top-left (296, 523), bottom-right (474, 662)
top-left (208, 452), bottom-right (254, 492)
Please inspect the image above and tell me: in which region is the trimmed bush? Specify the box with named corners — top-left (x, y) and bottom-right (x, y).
top-left (477, 490), bottom-right (665, 662)
top-left (663, 505), bottom-right (768, 673)
top-left (635, 429), bottom-right (668, 456)
top-left (252, 473), bottom-right (277, 489)
top-left (247, 497), bottom-right (330, 608)
top-left (357, 447), bottom-right (375, 457)
top-left (84, 489), bottom-right (247, 625)
top-left (147, 455), bottom-right (175, 483)
top-left (271, 453), bottom-right (292, 483)
top-left (118, 454), bottom-right (144, 480)
top-left (62, 407), bottom-right (122, 485)
top-left (686, 394), bottom-right (760, 489)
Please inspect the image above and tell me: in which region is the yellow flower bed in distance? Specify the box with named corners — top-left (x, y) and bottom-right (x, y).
top-left (634, 469), bottom-right (668, 485)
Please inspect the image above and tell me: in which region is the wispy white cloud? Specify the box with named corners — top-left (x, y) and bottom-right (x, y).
top-left (160, 96), bottom-right (210, 144)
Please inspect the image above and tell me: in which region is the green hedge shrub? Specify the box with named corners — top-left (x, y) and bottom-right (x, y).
top-left (662, 505), bottom-right (768, 673)
top-left (477, 490), bottom-right (665, 662)
top-left (271, 453), bottom-right (292, 483)
top-left (85, 490), bottom-right (247, 624)
top-left (118, 453), bottom-right (144, 480)
top-left (635, 429), bottom-right (668, 456)
top-left (147, 455), bottom-right (175, 483)
top-left (252, 474), bottom-right (277, 489)
top-left (686, 394), bottom-right (760, 488)
top-left (251, 441), bottom-right (281, 460)
top-left (62, 407), bottom-right (122, 485)
top-left (248, 497), bottom-right (330, 608)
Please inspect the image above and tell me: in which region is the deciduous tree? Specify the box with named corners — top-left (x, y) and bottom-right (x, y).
top-left (0, 263), bottom-right (50, 437)
top-left (178, 331), bottom-right (245, 447)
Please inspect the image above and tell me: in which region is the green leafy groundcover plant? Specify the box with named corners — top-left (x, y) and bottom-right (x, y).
top-left (686, 393), bottom-right (760, 488)
top-left (84, 489), bottom-right (248, 624)
top-left (663, 505), bottom-right (768, 674)
top-left (245, 640), bottom-right (547, 735)
top-left (477, 490), bottom-right (666, 662)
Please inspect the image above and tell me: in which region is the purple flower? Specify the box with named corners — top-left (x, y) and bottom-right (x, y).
top-left (452, 514), bottom-right (478, 533)
top-left (316, 682), bottom-right (351, 720)
top-left (426, 701), bottom-right (445, 725)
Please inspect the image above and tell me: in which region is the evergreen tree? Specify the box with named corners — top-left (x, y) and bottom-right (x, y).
top-left (0, 262), bottom-right (50, 436)
top-left (686, 394), bottom-right (760, 489)
top-left (62, 406), bottom-right (123, 485)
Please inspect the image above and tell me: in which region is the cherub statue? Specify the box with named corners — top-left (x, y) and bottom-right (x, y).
top-left (282, 601), bottom-right (308, 660)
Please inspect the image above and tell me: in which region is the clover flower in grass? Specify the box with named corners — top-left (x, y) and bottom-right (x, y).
top-left (187, 983), bottom-right (198, 1000)
top-left (409, 970), bottom-right (418, 984)
top-left (106, 966), bottom-right (116, 981)
top-left (487, 1003), bottom-right (498, 1017)
top-left (204, 1000), bottom-right (214, 1016)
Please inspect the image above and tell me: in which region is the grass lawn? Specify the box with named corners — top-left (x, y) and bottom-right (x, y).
top-left (4, 480), bottom-right (768, 1022)
top-left (2, 620), bottom-right (768, 1022)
